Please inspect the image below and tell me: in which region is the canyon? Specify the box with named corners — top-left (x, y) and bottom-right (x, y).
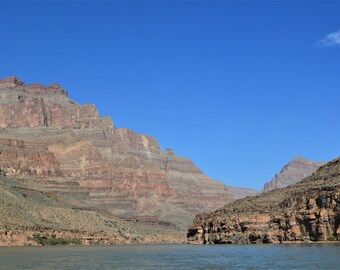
top-left (1, 76), bottom-right (334, 246)
top-left (0, 76), bottom-right (239, 245)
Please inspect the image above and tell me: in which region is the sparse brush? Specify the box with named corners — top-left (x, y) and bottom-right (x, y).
top-left (30, 233), bottom-right (81, 245)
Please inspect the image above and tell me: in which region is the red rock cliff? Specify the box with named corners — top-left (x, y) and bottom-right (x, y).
top-left (0, 76), bottom-right (233, 229)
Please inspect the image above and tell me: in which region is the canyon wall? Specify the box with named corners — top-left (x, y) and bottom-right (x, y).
top-left (0, 76), bottom-right (233, 230)
top-left (188, 158), bottom-right (340, 244)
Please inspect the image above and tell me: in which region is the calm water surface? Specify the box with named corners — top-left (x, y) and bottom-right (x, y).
top-left (0, 244), bottom-right (339, 270)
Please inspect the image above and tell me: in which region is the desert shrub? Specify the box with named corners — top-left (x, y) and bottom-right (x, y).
top-left (31, 233), bottom-right (81, 245)
top-left (326, 235), bottom-right (339, 242)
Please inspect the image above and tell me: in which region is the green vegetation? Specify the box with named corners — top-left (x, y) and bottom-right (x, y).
top-left (31, 233), bottom-right (81, 246)
top-left (326, 235), bottom-right (339, 242)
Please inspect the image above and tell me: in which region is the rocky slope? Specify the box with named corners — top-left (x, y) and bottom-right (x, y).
top-left (0, 174), bottom-right (185, 246)
top-left (227, 186), bottom-right (259, 200)
top-left (188, 157), bottom-right (340, 244)
top-left (0, 76), bottom-right (233, 234)
top-left (264, 157), bottom-right (325, 191)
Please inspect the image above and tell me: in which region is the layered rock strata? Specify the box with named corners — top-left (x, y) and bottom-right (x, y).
top-left (264, 157), bottom-right (325, 191)
top-left (0, 137), bottom-right (62, 177)
top-left (0, 175), bottom-right (185, 246)
top-left (188, 158), bottom-right (340, 244)
top-left (0, 76), bottom-right (233, 230)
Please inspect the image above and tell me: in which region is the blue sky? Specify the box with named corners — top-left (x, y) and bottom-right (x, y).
top-left (1, 1), bottom-right (339, 190)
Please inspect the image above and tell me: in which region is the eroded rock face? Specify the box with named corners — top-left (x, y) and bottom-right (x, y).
top-left (0, 76), bottom-right (233, 230)
top-left (263, 157), bottom-right (325, 191)
top-left (0, 137), bottom-right (62, 177)
top-left (164, 148), bottom-right (232, 213)
top-left (188, 158), bottom-right (340, 244)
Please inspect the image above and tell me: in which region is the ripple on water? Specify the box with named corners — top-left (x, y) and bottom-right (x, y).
top-left (0, 243), bottom-right (339, 270)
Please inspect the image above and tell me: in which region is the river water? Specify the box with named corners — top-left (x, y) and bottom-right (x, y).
top-left (0, 244), bottom-right (339, 269)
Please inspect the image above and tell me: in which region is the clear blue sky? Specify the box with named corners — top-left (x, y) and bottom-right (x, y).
top-left (1, 1), bottom-right (339, 190)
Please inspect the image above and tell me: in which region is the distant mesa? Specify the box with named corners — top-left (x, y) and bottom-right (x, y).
top-left (263, 157), bottom-right (326, 192)
top-left (227, 186), bottom-right (259, 200)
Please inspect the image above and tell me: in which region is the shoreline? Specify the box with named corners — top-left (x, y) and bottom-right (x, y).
top-left (0, 230), bottom-right (187, 247)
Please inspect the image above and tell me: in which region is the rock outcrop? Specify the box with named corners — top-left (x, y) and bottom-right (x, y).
top-left (188, 158), bottom-right (340, 244)
top-left (264, 157), bottom-right (325, 191)
top-left (0, 76), bottom-right (233, 232)
top-left (0, 137), bottom-right (62, 177)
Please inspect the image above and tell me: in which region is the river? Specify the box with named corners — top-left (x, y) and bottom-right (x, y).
top-left (0, 243), bottom-right (339, 269)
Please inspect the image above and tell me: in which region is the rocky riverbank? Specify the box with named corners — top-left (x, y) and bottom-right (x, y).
top-left (188, 158), bottom-right (340, 244)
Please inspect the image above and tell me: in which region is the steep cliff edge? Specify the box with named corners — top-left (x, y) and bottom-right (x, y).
top-left (188, 158), bottom-right (340, 244)
top-left (0, 76), bottom-right (233, 232)
top-left (264, 157), bottom-right (325, 191)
